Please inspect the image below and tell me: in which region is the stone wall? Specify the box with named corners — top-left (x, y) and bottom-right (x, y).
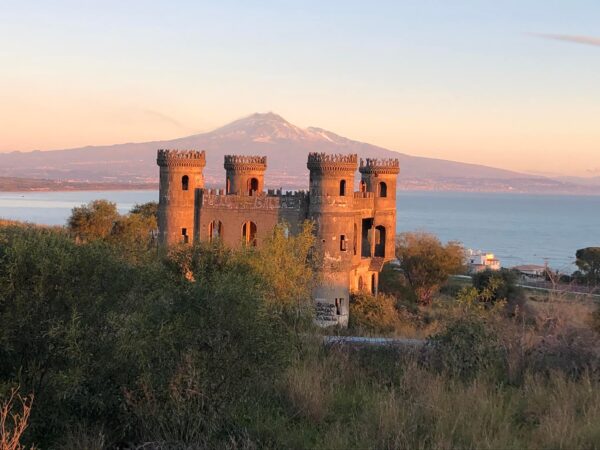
top-left (195, 189), bottom-right (309, 248)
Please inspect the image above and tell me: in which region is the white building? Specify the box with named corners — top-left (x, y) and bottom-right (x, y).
top-left (513, 264), bottom-right (547, 279)
top-left (466, 249), bottom-right (501, 274)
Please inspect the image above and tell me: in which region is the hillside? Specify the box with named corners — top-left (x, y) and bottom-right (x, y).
top-left (0, 113), bottom-right (596, 194)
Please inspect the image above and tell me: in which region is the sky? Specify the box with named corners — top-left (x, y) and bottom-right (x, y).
top-left (1, 0), bottom-right (599, 177)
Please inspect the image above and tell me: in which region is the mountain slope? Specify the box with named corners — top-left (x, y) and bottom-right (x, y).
top-left (0, 112), bottom-right (594, 193)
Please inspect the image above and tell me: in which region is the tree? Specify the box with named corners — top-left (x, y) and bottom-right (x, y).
top-left (109, 213), bottom-right (157, 260)
top-left (130, 202), bottom-right (158, 220)
top-left (575, 247), bottom-right (600, 285)
top-left (67, 200), bottom-right (119, 242)
top-left (472, 268), bottom-right (525, 308)
top-left (395, 232), bottom-right (465, 305)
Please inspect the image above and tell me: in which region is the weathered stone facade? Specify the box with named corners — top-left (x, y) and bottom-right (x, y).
top-left (157, 149), bottom-right (399, 327)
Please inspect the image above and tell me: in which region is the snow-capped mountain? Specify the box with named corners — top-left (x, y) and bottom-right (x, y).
top-left (0, 112), bottom-right (595, 194)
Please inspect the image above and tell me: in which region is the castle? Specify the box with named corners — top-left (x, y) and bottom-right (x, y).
top-left (157, 149), bottom-right (399, 326)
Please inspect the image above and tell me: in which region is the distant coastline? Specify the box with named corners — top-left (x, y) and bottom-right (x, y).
top-left (1, 175), bottom-right (600, 195)
top-left (0, 177), bottom-right (157, 192)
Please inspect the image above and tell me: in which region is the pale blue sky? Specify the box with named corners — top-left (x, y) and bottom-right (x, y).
top-left (1, 1), bottom-right (599, 175)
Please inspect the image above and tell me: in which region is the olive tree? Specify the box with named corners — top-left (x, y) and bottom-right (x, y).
top-left (395, 231), bottom-right (465, 305)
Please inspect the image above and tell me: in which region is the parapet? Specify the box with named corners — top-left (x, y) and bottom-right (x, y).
top-left (359, 158), bottom-right (400, 175)
top-left (224, 155), bottom-right (267, 171)
top-left (199, 188), bottom-right (308, 210)
top-left (306, 153), bottom-right (358, 173)
top-left (157, 149), bottom-right (206, 167)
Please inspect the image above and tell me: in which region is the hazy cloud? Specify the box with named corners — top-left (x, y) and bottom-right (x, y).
top-left (144, 109), bottom-right (188, 129)
top-left (529, 33), bottom-right (600, 47)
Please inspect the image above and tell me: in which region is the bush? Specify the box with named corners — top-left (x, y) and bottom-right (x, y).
top-left (422, 318), bottom-right (506, 381)
top-left (349, 292), bottom-right (402, 335)
top-left (0, 223), bottom-right (305, 447)
top-left (472, 268), bottom-right (526, 313)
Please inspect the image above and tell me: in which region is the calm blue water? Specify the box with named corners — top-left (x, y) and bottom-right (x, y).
top-left (0, 190), bottom-right (598, 271)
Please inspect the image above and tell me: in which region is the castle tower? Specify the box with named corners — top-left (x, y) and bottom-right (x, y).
top-left (156, 149), bottom-right (206, 246)
top-left (358, 158), bottom-right (400, 262)
top-left (307, 153), bottom-right (358, 327)
top-left (224, 155), bottom-right (267, 196)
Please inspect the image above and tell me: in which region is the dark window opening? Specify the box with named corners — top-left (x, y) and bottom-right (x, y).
top-left (248, 178), bottom-right (259, 196)
top-left (371, 274), bottom-right (377, 295)
top-left (378, 182), bottom-right (387, 198)
top-left (340, 235), bottom-right (347, 251)
top-left (374, 225), bottom-right (386, 257)
top-left (353, 223), bottom-right (358, 255)
top-left (361, 218), bottom-right (374, 258)
top-left (339, 179), bottom-right (346, 196)
top-left (208, 220), bottom-right (223, 242)
top-left (226, 177), bottom-right (231, 194)
top-left (242, 221), bottom-right (257, 246)
top-left (182, 175), bottom-right (189, 191)
top-left (359, 180), bottom-right (366, 193)
top-left (335, 298), bottom-right (343, 315)
top-left (182, 228), bottom-right (189, 244)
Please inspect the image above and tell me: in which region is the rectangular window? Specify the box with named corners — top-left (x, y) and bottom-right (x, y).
top-left (340, 235), bottom-right (347, 251)
top-left (182, 228), bottom-right (189, 244)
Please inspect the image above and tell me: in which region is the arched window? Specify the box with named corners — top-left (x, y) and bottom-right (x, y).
top-left (374, 225), bottom-right (386, 257)
top-left (247, 178), bottom-right (259, 196)
top-left (359, 180), bottom-right (366, 193)
top-left (182, 175), bottom-right (189, 191)
top-left (371, 273), bottom-right (377, 295)
top-left (226, 177), bottom-right (231, 194)
top-left (339, 179), bottom-right (346, 196)
top-left (208, 220), bottom-right (223, 242)
top-left (242, 221), bottom-right (257, 246)
top-left (378, 182), bottom-right (387, 198)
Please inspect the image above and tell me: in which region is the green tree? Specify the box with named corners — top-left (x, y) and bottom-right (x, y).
top-left (67, 200), bottom-right (119, 242)
top-left (110, 212), bottom-right (157, 260)
top-left (130, 201), bottom-right (158, 220)
top-left (244, 221), bottom-right (317, 313)
top-left (575, 247), bottom-right (600, 285)
top-left (395, 232), bottom-right (465, 305)
top-left (472, 268), bottom-right (525, 309)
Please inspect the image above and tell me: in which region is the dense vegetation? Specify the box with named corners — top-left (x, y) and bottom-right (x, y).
top-left (1, 207), bottom-right (600, 449)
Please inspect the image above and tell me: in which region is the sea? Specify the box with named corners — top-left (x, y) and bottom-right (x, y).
top-left (0, 190), bottom-right (598, 272)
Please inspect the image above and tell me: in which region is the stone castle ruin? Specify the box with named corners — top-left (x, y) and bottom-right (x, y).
top-left (157, 149), bottom-right (399, 326)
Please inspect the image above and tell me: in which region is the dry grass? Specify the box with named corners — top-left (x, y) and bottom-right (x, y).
top-left (0, 389), bottom-right (34, 450)
top-left (277, 346), bottom-right (600, 450)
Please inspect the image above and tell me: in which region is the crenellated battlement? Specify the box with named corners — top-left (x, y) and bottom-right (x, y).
top-left (199, 188), bottom-right (308, 210)
top-left (202, 187), bottom-right (308, 199)
top-left (224, 155), bottom-right (267, 171)
top-left (359, 157), bottom-right (400, 174)
top-left (307, 153), bottom-right (358, 173)
top-left (157, 149), bottom-right (206, 167)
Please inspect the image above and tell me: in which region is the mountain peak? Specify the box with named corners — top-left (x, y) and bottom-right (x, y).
top-left (210, 112), bottom-right (334, 143)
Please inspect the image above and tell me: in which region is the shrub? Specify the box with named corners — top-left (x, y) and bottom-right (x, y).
top-left (525, 327), bottom-right (600, 379)
top-left (349, 292), bottom-right (402, 335)
top-left (422, 318), bottom-right (506, 381)
top-left (472, 268), bottom-right (525, 312)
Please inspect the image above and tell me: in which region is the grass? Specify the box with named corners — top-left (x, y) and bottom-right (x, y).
top-left (259, 343), bottom-right (600, 450)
